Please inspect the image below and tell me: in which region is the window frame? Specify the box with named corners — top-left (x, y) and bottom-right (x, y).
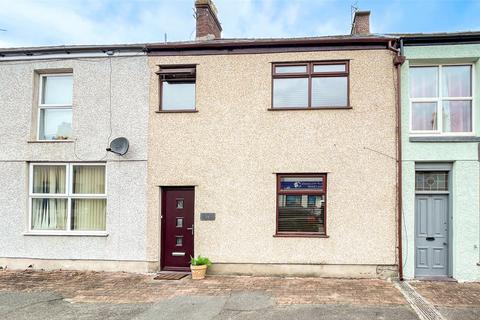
top-left (271, 60), bottom-right (350, 110)
top-left (275, 173), bottom-right (328, 238)
top-left (157, 64), bottom-right (197, 113)
top-left (409, 63), bottom-right (475, 136)
top-left (27, 162), bottom-right (107, 236)
top-left (37, 73), bottom-right (74, 141)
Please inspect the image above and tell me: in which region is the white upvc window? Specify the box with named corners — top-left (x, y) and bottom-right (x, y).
top-left (37, 74), bottom-right (73, 141)
top-left (409, 64), bottom-right (474, 136)
top-left (28, 163), bottom-right (107, 235)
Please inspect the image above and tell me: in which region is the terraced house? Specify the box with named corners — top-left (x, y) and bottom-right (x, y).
top-left (400, 32), bottom-right (480, 281)
top-left (0, 0), bottom-right (401, 278)
top-left (146, 2), bottom-right (400, 278)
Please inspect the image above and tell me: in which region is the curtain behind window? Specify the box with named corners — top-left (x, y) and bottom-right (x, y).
top-left (72, 199), bottom-right (106, 230)
top-left (72, 166), bottom-right (106, 230)
top-left (33, 165), bottom-right (66, 194)
top-left (32, 198), bottom-right (67, 230)
top-left (73, 166), bottom-right (105, 194)
top-left (442, 66), bottom-right (472, 132)
top-left (31, 166), bottom-right (67, 230)
top-left (410, 67), bottom-right (438, 98)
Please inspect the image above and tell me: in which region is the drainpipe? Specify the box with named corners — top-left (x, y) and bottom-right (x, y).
top-left (390, 39), bottom-right (406, 280)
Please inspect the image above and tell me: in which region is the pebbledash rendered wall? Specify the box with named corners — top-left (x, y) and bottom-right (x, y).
top-left (401, 44), bottom-right (480, 281)
top-left (0, 55), bottom-right (154, 272)
top-left (146, 49), bottom-right (399, 278)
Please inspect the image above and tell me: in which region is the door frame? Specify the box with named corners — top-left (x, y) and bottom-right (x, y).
top-left (414, 162), bottom-right (453, 279)
top-left (160, 186), bottom-right (195, 272)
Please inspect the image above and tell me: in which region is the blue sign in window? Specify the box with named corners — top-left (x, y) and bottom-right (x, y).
top-left (280, 180), bottom-right (323, 190)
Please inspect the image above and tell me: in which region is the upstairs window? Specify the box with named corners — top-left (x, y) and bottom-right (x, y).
top-left (410, 65), bottom-right (473, 134)
top-left (272, 61), bottom-right (349, 109)
top-left (276, 174), bottom-right (327, 236)
top-left (158, 65), bottom-right (196, 111)
top-left (38, 74), bottom-right (73, 140)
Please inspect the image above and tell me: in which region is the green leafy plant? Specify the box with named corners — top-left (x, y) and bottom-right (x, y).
top-left (190, 255), bottom-right (212, 266)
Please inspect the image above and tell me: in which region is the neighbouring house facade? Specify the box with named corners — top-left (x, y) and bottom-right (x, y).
top-left (144, 4), bottom-right (400, 278)
top-left (0, 47), bottom-right (154, 272)
top-left (400, 33), bottom-right (480, 281)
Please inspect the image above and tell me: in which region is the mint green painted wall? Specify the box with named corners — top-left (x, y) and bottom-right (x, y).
top-left (401, 44), bottom-right (480, 281)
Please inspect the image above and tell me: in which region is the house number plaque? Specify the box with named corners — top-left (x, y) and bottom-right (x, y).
top-left (200, 212), bottom-right (215, 221)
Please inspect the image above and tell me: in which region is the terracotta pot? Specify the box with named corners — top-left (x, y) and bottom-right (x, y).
top-left (191, 264), bottom-right (208, 280)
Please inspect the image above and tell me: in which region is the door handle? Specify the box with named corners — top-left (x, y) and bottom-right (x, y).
top-left (187, 224), bottom-right (194, 235)
top-left (426, 237), bottom-right (435, 241)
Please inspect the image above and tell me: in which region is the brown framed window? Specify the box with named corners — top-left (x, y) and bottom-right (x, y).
top-left (276, 174), bottom-right (327, 237)
top-left (157, 65), bottom-right (196, 112)
top-left (271, 61), bottom-right (349, 109)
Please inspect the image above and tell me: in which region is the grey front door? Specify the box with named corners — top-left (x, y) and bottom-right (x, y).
top-left (415, 195), bottom-right (449, 277)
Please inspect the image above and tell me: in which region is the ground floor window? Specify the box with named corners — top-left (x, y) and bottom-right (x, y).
top-left (276, 174), bottom-right (327, 236)
top-left (29, 163), bottom-right (106, 233)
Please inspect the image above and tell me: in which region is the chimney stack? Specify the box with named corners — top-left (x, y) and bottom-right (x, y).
top-left (195, 0), bottom-right (222, 40)
top-left (351, 10), bottom-right (370, 35)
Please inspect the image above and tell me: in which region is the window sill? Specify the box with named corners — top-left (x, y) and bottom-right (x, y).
top-left (267, 107), bottom-right (352, 111)
top-left (27, 140), bottom-right (74, 143)
top-left (274, 233), bottom-right (329, 238)
top-left (155, 110), bottom-right (198, 113)
top-left (24, 231), bottom-right (108, 237)
top-left (409, 136), bottom-right (480, 143)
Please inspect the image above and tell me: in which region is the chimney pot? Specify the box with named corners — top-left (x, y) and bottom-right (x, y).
top-left (351, 10), bottom-right (370, 35)
top-left (195, 0), bottom-right (222, 40)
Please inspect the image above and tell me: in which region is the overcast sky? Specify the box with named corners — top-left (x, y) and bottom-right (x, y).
top-left (0, 0), bottom-right (479, 48)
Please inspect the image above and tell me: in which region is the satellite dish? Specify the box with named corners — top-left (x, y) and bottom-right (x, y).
top-left (106, 137), bottom-right (129, 155)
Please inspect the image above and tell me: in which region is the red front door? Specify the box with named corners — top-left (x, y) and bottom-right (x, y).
top-left (161, 187), bottom-right (194, 271)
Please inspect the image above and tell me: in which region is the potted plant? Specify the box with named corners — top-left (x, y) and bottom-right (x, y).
top-left (190, 255), bottom-right (212, 280)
